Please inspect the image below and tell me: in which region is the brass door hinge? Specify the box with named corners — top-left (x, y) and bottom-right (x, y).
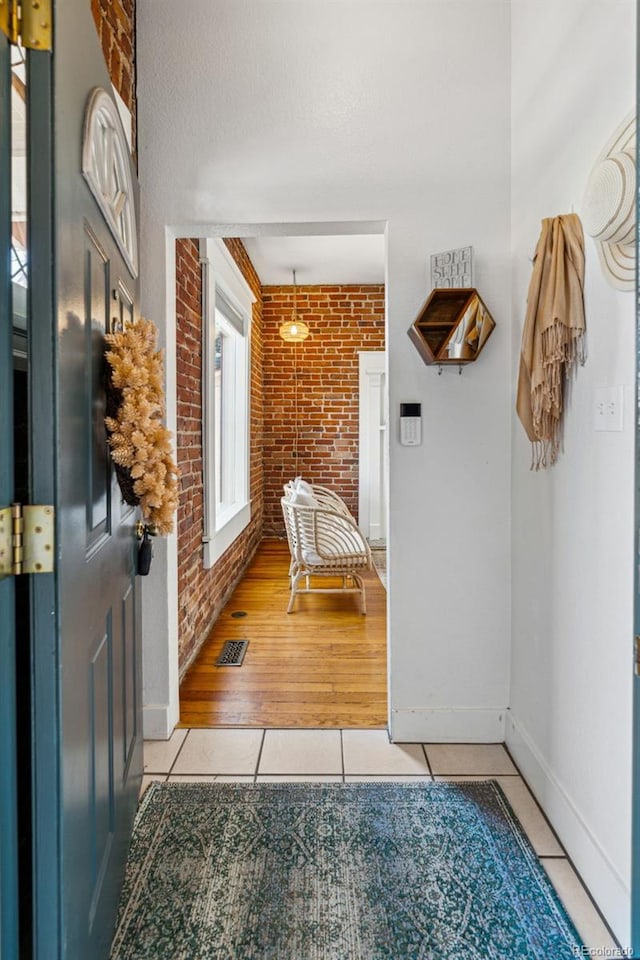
top-left (0, 503), bottom-right (55, 577)
top-left (0, 0), bottom-right (52, 51)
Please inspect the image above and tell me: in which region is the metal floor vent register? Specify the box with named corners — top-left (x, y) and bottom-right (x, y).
top-left (216, 640), bottom-right (249, 667)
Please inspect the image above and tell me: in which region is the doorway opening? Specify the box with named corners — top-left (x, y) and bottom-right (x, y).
top-left (172, 229), bottom-right (389, 729)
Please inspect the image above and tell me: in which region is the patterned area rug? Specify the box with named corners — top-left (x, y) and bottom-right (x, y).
top-left (111, 781), bottom-right (583, 960)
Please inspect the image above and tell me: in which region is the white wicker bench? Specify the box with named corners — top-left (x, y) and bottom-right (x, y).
top-left (283, 479), bottom-right (353, 517)
top-left (281, 494), bottom-right (372, 614)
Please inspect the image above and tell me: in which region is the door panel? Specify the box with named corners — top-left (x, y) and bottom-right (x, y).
top-left (121, 583), bottom-right (137, 774)
top-left (85, 223), bottom-right (111, 544)
top-left (89, 617), bottom-right (115, 925)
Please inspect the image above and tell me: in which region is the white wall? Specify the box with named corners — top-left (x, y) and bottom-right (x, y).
top-left (509, 0), bottom-right (635, 943)
top-left (137, 0), bottom-right (512, 741)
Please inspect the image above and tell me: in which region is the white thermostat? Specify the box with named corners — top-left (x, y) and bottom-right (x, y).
top-left (400, 403), bottom-right (422, 446)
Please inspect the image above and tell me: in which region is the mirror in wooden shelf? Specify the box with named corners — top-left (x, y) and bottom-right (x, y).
top-left (408, 288), bottom-right (495, 366)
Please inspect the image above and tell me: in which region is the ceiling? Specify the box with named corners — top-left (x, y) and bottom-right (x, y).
top-left (241, 234), bottom-right (385, 286)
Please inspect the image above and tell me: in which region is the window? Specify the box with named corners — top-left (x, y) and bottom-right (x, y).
top-left (201, 239), bottom-right (255, 567)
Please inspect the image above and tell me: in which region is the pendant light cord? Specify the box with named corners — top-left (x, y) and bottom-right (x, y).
top-left (293, 340), bottom-right (299, 477)
top-left (292, 269), bottom-right (299, 477)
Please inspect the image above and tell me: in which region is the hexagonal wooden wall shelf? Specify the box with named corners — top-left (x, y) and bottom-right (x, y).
top-left (408, 288), bottom-right (495, 366)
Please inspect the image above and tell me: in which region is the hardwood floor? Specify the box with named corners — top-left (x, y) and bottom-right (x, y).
top-left (179, 539), bottom-right (387, 728)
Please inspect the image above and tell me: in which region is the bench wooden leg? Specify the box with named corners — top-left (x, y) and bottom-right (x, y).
top-left (287, 571), bottom-right (303, 613)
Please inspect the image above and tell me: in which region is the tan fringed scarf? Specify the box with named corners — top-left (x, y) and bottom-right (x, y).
top-left (516, 213), bottom-right (586, 469)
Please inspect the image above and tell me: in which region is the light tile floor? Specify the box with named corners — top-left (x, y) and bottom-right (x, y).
top-left (143, 728), bottom-right (621, 955)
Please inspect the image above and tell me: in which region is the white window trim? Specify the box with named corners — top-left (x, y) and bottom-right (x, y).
top-left (200, 238), bottom-right (255, 568)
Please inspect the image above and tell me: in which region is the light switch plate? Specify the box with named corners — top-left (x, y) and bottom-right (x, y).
top-left (593, 386), bottom-right (623, 432)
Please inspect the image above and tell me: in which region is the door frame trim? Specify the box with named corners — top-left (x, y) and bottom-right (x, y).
top-left (28, 46), bottom-right (62, 960)
top-left (358, 350), bottom-right (386, 542)
top-left (631, 21), bottom-right (639, 952)
top-left (0, 31), bottom-right (19, 960)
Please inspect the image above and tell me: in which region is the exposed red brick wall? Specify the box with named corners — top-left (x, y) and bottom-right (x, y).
top-left (176, 238), bottom-right (264, 672)
top-left (175, 237), bottom-right (202, 667)
top-left (262, 285), bottom-right (385, 536)
top-left (90, 0), bottom-right (136, 155)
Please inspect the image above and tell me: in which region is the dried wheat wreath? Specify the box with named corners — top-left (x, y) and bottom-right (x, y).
top-left (104, 317), bottom-right (179, 535)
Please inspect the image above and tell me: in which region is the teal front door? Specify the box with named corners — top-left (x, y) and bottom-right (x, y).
top-left (51, 3), bottom-right (143, 956)
top-left (1, 3), bottom-right (144, 957)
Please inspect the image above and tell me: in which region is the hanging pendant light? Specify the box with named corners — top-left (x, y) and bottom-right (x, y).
top-left (279, 269), bottom-right (310, 342)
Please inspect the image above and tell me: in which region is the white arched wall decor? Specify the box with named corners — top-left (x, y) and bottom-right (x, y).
top-left (82, 86), bottom-right (138, 278)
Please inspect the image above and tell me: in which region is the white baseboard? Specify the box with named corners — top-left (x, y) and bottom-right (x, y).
top-left (506, 709), bottom-right (630, 945)
top-left (390, 707), bottom-right (506, 742)
top-left (143, 703), bottom-right (178, 741)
